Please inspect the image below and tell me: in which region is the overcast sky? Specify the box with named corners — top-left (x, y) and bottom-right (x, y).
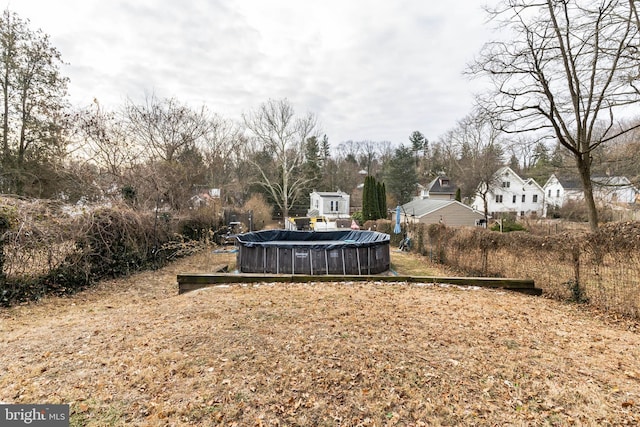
top-left (8, 0), bottom-right (495, 146)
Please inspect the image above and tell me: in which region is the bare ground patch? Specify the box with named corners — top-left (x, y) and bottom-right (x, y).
top-left (1, 250), bottom-right (639, 426)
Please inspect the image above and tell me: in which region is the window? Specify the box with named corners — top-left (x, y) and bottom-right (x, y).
top-left (556, 189), bottom-right (560, 197)
top-left (512, 195), bottom-right (517, 203)
top-left (495, 195), bottom-right (503, 203)
top-left (522, 194), bottom-right (526, 203)
top-left (533, 194), bottom-right (538, 202)
top-left (502, 181), bottom-right (511, 188)
top-left (520, 211), bottom-right (525, 217)
top-left (548, 189), bottom-right (551, 197)
top-left (330, 201), bottom-right (339, 212)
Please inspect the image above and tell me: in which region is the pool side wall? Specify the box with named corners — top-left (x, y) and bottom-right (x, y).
top-left (236, 230), bottom-right (390, 275)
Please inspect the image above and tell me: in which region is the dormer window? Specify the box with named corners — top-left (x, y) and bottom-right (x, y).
top-left (441, 179), bottom-right (449, 187)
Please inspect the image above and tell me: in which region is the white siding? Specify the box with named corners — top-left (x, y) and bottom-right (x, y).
top-left (309, 191), bottom-right (351, 218)
top-left (472, 167), bottom-right (544, 217)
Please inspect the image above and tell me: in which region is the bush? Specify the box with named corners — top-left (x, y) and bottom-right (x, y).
top-left (351, 211), bottom-right (364, 224)
top-left (490, 218), bottom-right (527, 232)
top-left (0, 199), bottom-right (200, 306)
top-left (178, 205), bottom-right (221, 241)
top-left (243, 193), bottom-right (273, 231)
top-left (557, 200), bottom-right (614, 223)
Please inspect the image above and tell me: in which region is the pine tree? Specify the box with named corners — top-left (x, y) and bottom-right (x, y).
top-left (377, 181), bottom-right (387, 219)
top-left (362, 176), bottom-right (372, 220)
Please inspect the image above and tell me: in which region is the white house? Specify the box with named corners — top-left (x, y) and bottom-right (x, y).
top-left (471, 166), bottom-right (545, 218)
top-left (308, 191), bottom-right (351, 219)
top-left (543, 174), bottom-right (638, 210)
top-left (592, 176), bottom-right (639, 205)
top-left (542, 174), bottom-right (584, 209)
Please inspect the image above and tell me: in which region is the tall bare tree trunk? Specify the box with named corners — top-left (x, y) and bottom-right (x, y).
top-left (575, 155), bottom-right (598, 231)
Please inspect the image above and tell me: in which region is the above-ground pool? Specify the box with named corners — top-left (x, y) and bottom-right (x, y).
top-left (235, 230), bottom-right (390, 275)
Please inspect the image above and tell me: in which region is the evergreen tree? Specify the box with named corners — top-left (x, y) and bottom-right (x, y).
top-left (362, 176), bottom-right (371, 220)
top-left (384, 145), bottom-right (417, 205)
top-left (363, 175), bottom-right (388, 221)
top-left (303, 136), bottom-right (322, 188)
top-left (409, 131), bottom-right (426, 168)
top-left (377, 181), bottom-right (387, 219)
top-left (0, 10), bottom-right (70, 195)
top-left (320, 134), bottom-right (330, 162)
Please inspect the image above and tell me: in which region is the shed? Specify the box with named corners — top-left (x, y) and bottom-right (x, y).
top-left (396, 199), bottom-right (485, 227)
top-left (308, 191), bottom-right (351, 219)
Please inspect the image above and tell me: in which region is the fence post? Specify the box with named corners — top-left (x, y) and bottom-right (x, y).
top-left (0, 236), bottom-right (4, 285)
top-left (570, 243), bottom-right (587, 302)
top-left (481, 247), bottom-right (488, 277)
top-left (572, 244), bottom-right (580, 287)
top-left (0, 216), bottom-right (8, 285)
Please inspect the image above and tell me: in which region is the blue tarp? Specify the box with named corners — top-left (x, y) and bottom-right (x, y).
top-left (235, 229), bottom-right (390, 250)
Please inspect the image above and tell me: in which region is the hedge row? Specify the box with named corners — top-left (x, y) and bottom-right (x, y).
top-left (0, 201), bottom-right (221, 307)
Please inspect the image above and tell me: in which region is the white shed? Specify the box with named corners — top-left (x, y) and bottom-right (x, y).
top-left (308, 191), bottom-right (351, 219)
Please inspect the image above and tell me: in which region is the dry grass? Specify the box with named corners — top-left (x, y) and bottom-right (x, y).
top-left (1, 249), bottom-right (639, 426)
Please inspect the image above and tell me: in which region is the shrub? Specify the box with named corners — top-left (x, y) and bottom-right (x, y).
top-left (178, 205), bottom-right (221, 241)
top-left (351, 211), bottom-right (364, 224)
top-left (243, 193), bottom-right (273, 231)
top-left (490, 218), bottom-right (527, 232)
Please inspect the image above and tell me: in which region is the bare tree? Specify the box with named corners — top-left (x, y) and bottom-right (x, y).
top-left (126, 95), bottom-right (210, 163)
top-left (198, 115), bottom-right (243, 189)
top-left (469, 0), bottom-right (640, 230)
top-left (242, 99), bottom-right (318, 219)
top-left (76, 99), bottom-right (142, 183)
top-left (441, 112), bottom-right (505, 219)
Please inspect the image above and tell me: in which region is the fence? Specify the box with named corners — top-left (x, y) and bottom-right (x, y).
top-left (366, 219), bottom-right (640, 319)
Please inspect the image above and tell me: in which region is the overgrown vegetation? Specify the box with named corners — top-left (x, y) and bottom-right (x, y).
top-left (384, 219), bottom-right (640, 318)
top-left (0, 197), bottom-right (219, 306)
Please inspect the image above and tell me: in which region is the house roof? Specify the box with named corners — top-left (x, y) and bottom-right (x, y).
top-left (401, 198), bottom-right (479, 218)
top-left (592, 176), bottom-right (634, 187)
top-left (425, 175), bottom-right (457, 195)
top-left (523, 178), bottom-right (544, 191)
top-left (313, 191), bottom-right (349, 198)
top-left (557, 176), bottom-right (582, 190)
top-left (543, 173), bottom-right (582, 190)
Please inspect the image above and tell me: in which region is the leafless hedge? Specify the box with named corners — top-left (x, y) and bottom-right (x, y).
top-left (368, 219), bottom-right (640, 319)
top-left (0, 197), bottom-right (216, 306)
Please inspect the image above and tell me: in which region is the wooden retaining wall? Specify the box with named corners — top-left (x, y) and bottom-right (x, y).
top-left (177, 272), bottom-right (541, 296)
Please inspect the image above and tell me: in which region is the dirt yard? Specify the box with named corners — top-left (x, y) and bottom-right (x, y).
top-left (1, 249), bottom-right (639, 426)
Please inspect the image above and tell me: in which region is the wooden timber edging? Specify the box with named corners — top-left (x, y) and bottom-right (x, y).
top-left (177, 272), bottom-right (542, 296)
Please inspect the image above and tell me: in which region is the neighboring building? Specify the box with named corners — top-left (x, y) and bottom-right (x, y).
top-left (308, 191), bottom-right (351, 219)
top-left (417, 175), bottom-right (459, 200)
top-left (543, 174), bottom-right (638, 211)
top-left (395, 198), bottom-right (486, 227)
top-left (471, 166), bottom-right (545, 218)
top-left (189, 188), bottom-right (221, 208)
top-left (592, 176), bottom-right (639, 205)
top-left (542, 174), bottom-right (584, 209)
